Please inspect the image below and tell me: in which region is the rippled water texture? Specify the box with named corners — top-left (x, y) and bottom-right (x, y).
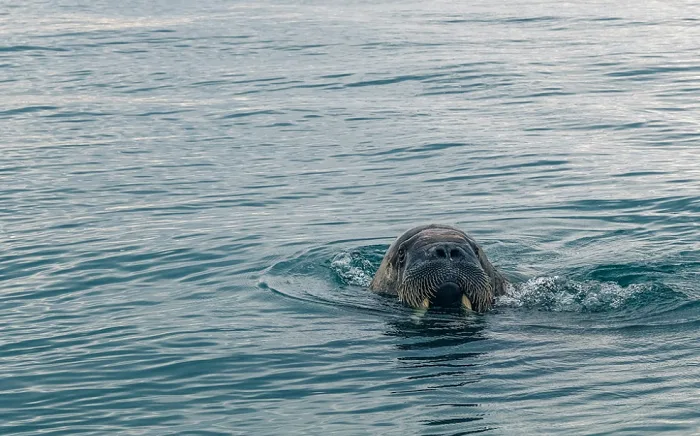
top-left (2, 0), bottom-right (700, 434)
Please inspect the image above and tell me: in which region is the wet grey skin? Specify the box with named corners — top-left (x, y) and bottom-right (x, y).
top-left (370, 224), bottom-right (507, 313)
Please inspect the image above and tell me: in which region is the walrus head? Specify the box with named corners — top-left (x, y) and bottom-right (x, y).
top-left (370, 224), bottom-right (507, 313)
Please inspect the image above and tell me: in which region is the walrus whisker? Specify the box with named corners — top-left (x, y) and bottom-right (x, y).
top-left (407, 266), bottom-right (491, 311)
top-left (399, 275), bottom-right (437, 308)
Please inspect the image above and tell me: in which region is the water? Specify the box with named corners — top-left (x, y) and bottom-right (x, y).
top-left (2, 0), bottom-right (700, 434)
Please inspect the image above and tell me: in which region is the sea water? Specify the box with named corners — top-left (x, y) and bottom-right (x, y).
top-left (1, 0), bottom-right (699, 434)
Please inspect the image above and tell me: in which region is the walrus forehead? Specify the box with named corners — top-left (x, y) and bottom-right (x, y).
top-left (404, 229), bottom-right (470, 251)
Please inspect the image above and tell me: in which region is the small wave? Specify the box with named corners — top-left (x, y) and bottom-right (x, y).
top-left (497, 276), bottom-right (685, 313)
top-left (260, 244), bottom-right (391, 314)
top-left (329, 250), bottom-right (378, 287)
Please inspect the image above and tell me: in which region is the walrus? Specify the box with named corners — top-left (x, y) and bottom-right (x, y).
top-left (370, 224), bottom-right (507, 313)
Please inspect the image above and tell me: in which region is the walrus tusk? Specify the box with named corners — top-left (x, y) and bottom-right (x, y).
top-left (411, 299), bottom-right (430, 321)
top-left (461, 294), bottom-right (472, 311)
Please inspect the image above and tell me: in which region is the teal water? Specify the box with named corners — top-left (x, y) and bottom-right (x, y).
top-left (2, 0), bottom-right (700, 434)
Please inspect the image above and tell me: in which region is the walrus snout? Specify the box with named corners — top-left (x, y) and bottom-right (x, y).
top-left (399, 255), bottom-right (487, 310)
top-left (421, 242), bottom-right (480, 308)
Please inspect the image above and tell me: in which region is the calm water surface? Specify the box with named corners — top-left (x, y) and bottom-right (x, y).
top-left (2, 0), bottom-right (700, 434)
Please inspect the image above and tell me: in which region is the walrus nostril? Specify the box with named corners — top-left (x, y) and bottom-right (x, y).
top-left (430, 245), bottom-right (466, 261)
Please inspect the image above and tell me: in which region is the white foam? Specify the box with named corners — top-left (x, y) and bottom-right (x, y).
top-left (497, 276), bottom-right (649, 312)
top-left (330, 252), bottom-right (375, 287)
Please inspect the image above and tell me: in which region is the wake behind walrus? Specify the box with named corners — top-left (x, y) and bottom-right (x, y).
top-left (370, 224), bottom-right (507, 313)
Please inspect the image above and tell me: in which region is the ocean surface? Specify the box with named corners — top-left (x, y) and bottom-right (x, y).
top-left (2, 0), bottom-right (700, 434)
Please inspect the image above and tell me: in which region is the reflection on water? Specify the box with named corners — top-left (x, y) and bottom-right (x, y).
top-left (386, 313), bottom-right (491, 434)
top-left (387, 312), bottom-right (487, 351)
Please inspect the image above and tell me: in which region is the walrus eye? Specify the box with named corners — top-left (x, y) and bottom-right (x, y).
top-left (397, 248), bottom-right (406, 265)
top-left (471, 244), bottom-right (480, 257)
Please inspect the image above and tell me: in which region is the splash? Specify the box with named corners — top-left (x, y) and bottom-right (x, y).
top-left (497, 276), bottom-right (666, 313)
top-left (330, 251), bottom-right (377, 287)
